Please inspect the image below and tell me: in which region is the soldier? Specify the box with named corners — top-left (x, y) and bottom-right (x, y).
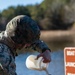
top-left (0, 15), bottom-right (51, 75)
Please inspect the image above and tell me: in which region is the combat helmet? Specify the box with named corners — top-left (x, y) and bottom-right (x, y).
top-left (5, 15), bottom-right (40, 44)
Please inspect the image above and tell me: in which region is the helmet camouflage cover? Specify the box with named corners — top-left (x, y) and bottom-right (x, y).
top-left (6, 15), bottom-right (40, 44)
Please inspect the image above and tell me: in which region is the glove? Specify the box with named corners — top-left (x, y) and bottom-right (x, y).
top-left (37, 50), bottom-right (51, 63)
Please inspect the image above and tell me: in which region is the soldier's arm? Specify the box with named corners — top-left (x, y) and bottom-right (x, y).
top-left (32, 40), bottom-right (51, 53)
top-left (32, 40), bottom-right (51, 63)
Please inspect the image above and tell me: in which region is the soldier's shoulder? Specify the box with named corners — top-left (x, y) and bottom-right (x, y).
top-left (0, 43), bottom-right (7, 47)
top-left (0, 43), bottom-right (9, 49)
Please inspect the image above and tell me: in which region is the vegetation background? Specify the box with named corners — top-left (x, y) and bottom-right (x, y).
top-left (0, 0), bottom-right (75, 51)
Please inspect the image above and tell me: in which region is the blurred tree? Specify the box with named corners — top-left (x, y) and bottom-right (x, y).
top-left (26, 4), bottom-right (44, 29)
top-left (39, 0), bottom-right (74, 30)
top-left (2, 6), bottom-right (31, 22)
top-left (31, 4), bottom-right (44, 22)
top-left (2, 6), bottom-right (15, 23)
top-left (0, 13), bottom-right (2, 17)
top-left (0, 0), bottom-right (75, 30)
top-left (14, 5), bottom-right (31, 17)
top-left (0, 12), bottom-right (6, 30)
top-left (40, 0), bottom-right (53, 11)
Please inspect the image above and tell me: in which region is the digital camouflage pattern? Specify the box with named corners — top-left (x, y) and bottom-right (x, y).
top-left (0, 15), bottom-right (50, 75)
top-left (0, 43), bottom-right (16, 75)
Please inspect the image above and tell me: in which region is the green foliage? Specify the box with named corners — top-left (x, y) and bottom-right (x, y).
top-left (31, 4), bottom-right (44, 22)
top-left (14, 5), bottom-right (30, 16)
top-left (0, 13), bottom-right (2, 18)
top-left (0, 0), bottom-right (75, 30)
top-left (40, 0), bottom-right (53, 11)
top-left (39, 0), bottom-right (74, 30)
top-left (2, 6), bottom-right (30, 22)
top-left (2, 6), bottom-right (15, 21)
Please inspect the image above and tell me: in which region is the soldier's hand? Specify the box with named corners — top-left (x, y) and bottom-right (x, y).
top-left (37, 50), bottom-right (51, 63)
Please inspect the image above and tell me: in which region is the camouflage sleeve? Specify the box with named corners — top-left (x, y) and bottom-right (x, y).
top-left (32, 40), bottom-right (51, 53)
top-left (0, 43), bottom-right (17, 75)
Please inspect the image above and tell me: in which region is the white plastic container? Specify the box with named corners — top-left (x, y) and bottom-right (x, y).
top-left (25, 55), bottom-right (49, 71)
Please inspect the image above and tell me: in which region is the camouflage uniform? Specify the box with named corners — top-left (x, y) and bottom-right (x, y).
top-left (0, 15), bottom-right (51, 75)
top-left (0, 43), bottom-right (16, 75)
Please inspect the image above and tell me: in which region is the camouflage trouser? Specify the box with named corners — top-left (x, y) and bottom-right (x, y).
top-left (0, 43), bottom-right (17, 75)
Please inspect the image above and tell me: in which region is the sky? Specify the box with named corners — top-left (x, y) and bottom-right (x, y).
top-left (0, 0), bottom-right (43, 11)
